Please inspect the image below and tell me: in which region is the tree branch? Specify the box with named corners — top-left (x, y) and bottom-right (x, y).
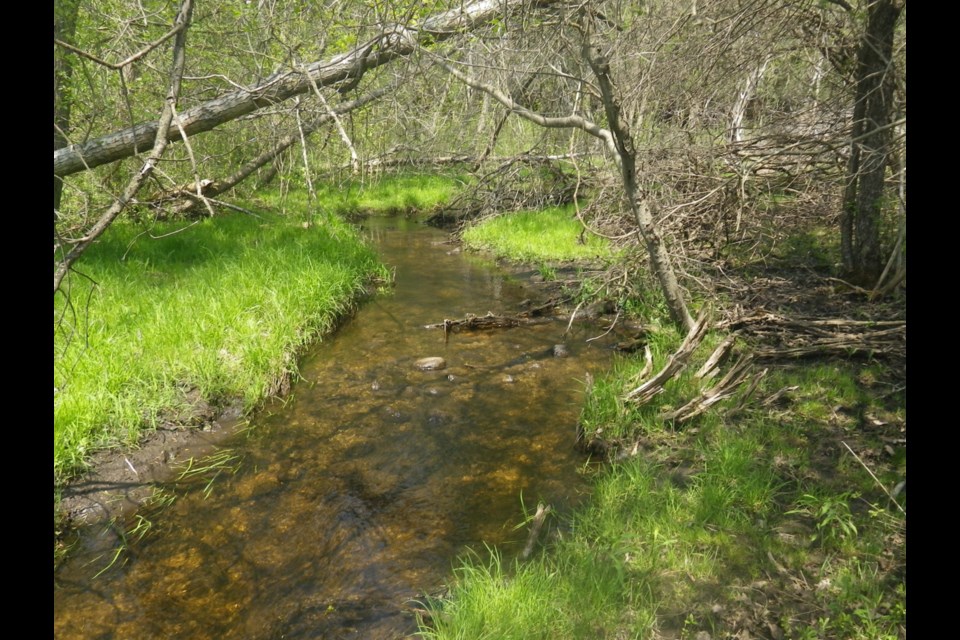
top-left (54, 0), bottom-right (194, 293)
top-left (54, 0), bottom-right (558, 177)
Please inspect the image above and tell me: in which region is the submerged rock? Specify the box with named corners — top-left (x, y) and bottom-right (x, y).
top-left (415, 357), bottom-right (447, 371)
top-left (552, 344), bottom-right (570, 358)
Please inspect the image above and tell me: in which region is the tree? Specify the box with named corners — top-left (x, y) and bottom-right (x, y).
top-left (840, 0), bottom-right (905, 286)
top-left (53, 0), bottom-right (81, 217)
top-left (53, 0), bottom-right (554, 178)
top-left (53, 0), bottom-right (561, 293)
top-left (54, 0), bottom-right (195, 293)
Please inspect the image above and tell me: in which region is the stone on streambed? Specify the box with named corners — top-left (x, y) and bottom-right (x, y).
top-left (414, 357), bottom-right (447, 371)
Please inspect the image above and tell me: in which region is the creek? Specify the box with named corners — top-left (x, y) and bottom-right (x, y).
top-left (54, 217), bottom-right (626, 639)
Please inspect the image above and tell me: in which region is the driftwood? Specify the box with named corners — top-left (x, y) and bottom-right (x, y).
top-left (424, 311), bottom-right (552, 333)
top-left (520, 503), bottom-right (552, 561)
top-left (624, 311), bottom-right (709, 404)
top-left (695, 334), bottom-right (737, 380)
top-left (662, 355), bottom-right (756, 423)
top-left (717, 311), bottom-right (906, 360)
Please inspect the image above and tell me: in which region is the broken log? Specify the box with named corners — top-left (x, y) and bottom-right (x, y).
top-left (424, 311), bottom-right (551, 333)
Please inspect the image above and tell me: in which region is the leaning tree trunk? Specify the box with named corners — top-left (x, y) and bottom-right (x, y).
top-left (840, 0), bottom-right (904, 286)
top-left (54, 0), bottom-right (558, 178)
top-left (583, 34), bottom-right (694, 332)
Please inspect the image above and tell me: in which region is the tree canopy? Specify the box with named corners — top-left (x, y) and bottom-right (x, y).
top-left (54, 0), bottom-right (906, 305)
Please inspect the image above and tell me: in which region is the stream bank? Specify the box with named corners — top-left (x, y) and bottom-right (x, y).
top-left (54, 216), bottom-right (632, 639)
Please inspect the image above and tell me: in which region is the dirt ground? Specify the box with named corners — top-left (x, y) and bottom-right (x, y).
top-left (57, 391), bottom-right (248, 529)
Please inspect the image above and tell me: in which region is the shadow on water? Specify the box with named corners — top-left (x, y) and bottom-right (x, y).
top-left (54, 217), bottom-right (626, 639)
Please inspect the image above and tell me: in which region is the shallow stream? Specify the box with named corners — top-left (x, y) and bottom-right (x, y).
top-left (54, 217), bottom-right (625, 639)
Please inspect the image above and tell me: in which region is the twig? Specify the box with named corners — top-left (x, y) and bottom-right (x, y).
top-left (841, 441), bottom-right (905, 515)
top-left (586, 308), bottom-right (621, 342)
top-left (564, 300), bottom-right (586, 337)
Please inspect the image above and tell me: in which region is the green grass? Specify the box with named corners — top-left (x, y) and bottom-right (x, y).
top-left (421, 326), bottom-right (905, 639)
top-left (54, 209), bottom-right (385, 485)
top-left (461, 206), bottom-right (615, 263)
top-left (260, 173), bottom-right (464, 219)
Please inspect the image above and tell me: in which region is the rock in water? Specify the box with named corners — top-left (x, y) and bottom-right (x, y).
top-left (552, 344), bottom-right (569, 358)
top-left (415, 357), bottom-right (447, 371)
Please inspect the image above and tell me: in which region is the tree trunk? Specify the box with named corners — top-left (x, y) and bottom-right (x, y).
top-left (840, 0), bottom-right (904, 285)
top-left (582, 35), bottom-right (694, 332)
top-left (54, 0), bottom-right (556, 178)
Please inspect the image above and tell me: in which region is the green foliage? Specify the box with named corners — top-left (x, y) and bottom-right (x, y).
top-left (788, 492), bottom-right (859, 550)
top-left (259, 173), bottom-right (463, 219)
top-left (461, 206), bottom-right (615, 263)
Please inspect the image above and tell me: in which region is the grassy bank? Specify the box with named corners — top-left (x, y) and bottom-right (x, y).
top-left (421, 215), bottom-right (906, 639)
top-left (461, 205), bottom-right (615, 263)
top-left (54, 208), bottom-right (386, 485)
top-left (264, 173), bottom-right (464, 218)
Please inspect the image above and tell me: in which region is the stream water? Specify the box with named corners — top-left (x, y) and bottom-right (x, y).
top-left (54, 217), bottom-right (626, 639)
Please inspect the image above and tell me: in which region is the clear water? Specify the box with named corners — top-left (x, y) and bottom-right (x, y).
top-left (54, 218), bottom-right (623, 639)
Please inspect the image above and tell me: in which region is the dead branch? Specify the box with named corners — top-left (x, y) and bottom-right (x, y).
top-left (695, 333), bottom-right (737, 379)
top-left (424, 311), bottom-right (550, 332)
top-left (520, 503), bottom-right (552, 560)
top-left (624, 311), bottom-right (710, 404)
top-left (661, 354), bottom-right (754, 423)
top-left (718, 311), bottom-right (905, 360)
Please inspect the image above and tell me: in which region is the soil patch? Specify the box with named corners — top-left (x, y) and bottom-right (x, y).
top-left (57, 393), bottom-right (247, 529)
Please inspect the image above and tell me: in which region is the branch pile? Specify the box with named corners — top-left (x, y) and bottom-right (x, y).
top-left (717, 311), bottom-right (906, 360)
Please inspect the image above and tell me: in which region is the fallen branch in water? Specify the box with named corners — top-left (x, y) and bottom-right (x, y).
top-left (520, 503), bottom-right (552, 560)
top-left (424, 311), bottom-right (551, 333)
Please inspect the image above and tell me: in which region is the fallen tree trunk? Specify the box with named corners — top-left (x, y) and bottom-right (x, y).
top-left (54, 0), bottom-right (557, 177)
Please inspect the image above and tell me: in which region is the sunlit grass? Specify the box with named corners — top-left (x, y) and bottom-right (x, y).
top-left (54, 210), bottom-right (385, 484)
top-left (423, 322), bottom-right (905, 639)
top-left (461, 206), bottom-right (615, 263)
top-left (258, 173), bottom-right (464, 219)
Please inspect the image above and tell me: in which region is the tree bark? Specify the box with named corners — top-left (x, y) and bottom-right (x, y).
top-left (840, 0), bottom-right (904, 285)
top-left (54, 0), bottom-right (556, 178)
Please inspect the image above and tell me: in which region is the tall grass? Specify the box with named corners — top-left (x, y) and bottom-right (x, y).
top-left (260, 173), bottom-right (464, 219)
top-left (461, 206), bottom-right (615, 263)
top-left (54, 210), bottom-right (385, 483)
